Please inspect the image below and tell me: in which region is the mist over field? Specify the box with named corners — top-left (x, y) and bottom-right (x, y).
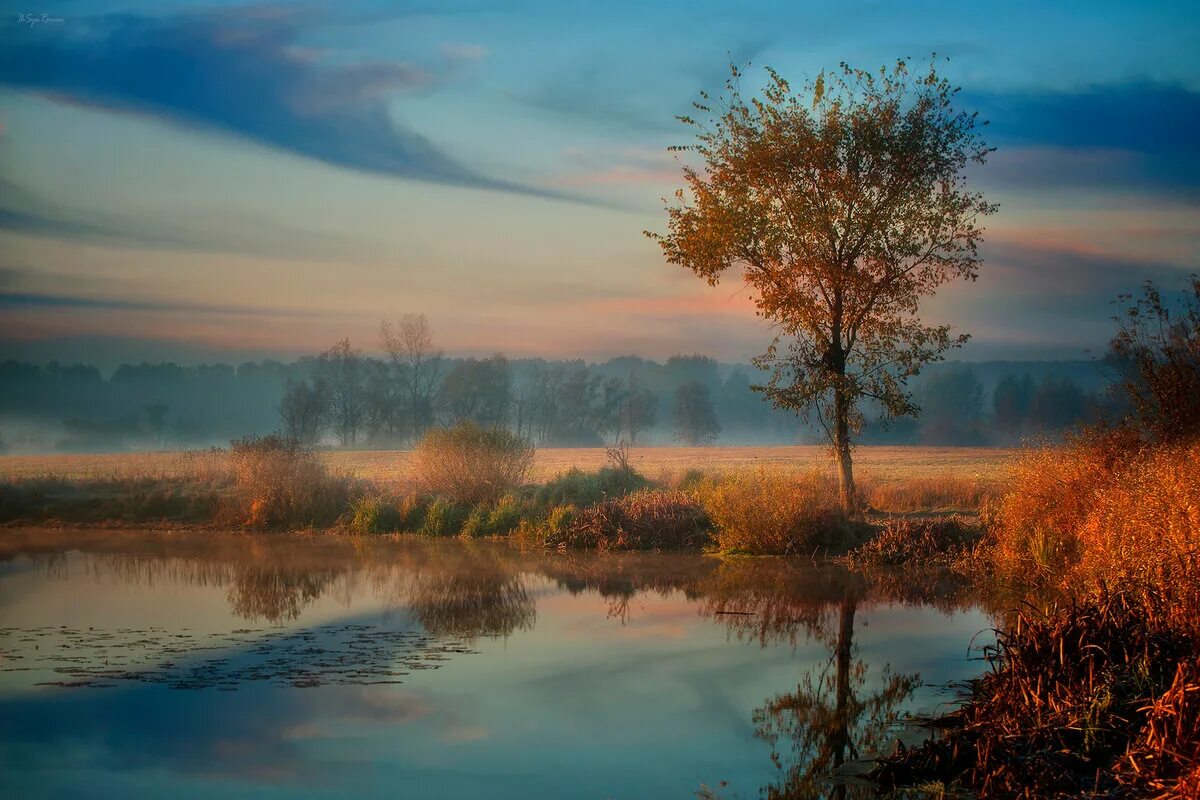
top-left (0, 352), bottom-right (1112, 454)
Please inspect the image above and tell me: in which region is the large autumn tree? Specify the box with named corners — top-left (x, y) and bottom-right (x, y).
top-left (649, 59), bottom-right (995, 510)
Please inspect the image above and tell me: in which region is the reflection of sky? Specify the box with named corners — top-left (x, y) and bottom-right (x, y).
top-left (1, 1), bottom-right (1198, 363)
top-left (0, 545), bottom-right (989, 799)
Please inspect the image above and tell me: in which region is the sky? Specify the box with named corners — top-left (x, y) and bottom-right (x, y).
top-left (0, 0), bottom-right (1198, 367)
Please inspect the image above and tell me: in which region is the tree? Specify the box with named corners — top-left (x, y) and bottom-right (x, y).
top-left (381, 314), bottom-right (443, 443)
top-left (917, 366), bottom-right (984, 445)
top-left (620, 373), bottom-right (658, 445)
top-left (318, 339), bottom-right (367, 447)
top-left (1027, 375), bottom-right (1087, 433)
top-left (993, 373), bottom-right (1034, 435)
top-left (278, 378), bottom-right (329, 445)
top-left (673, 380), bottom-right (721, 445)
top-left (649, 59), bottom-right (995, 510)
top-left (1108, 276), bottom-right (1200, 444)
top-left (439, 354), bottom-right (513, 428)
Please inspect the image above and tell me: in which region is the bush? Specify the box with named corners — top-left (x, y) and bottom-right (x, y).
top-left (420, 497), bottom-right (470, 537)
top-left (530, 503), bottom-right (578, 544)
top-left (409, 422), bottom-right (534, 505)
top-left (696, 469), bottom-right (851, 555)
top-left (542, 490), bottom-right (709, 551)
top-left (225, 435), bottom-right (353, 529)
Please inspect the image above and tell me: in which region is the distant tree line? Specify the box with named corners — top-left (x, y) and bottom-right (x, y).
top-left (0, 319), bottom-right (1114, 453)
top-left (278, 316), bottom-right (730, 448)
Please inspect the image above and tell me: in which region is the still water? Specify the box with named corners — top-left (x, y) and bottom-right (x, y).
top-left (0, 530), bottom-right (990, 799)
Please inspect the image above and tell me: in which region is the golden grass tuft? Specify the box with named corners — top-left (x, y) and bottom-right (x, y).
top-left (695, 468), bottom-right (851, 555)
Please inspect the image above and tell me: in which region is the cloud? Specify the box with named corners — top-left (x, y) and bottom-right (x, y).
top-left (971, 83), bottom-right (1200, 201)
top-left (0, 291), bottom-right (315, 318)
top-left (978, 82), bottom-right (1200, 155)
top-left (440, 42), bottom-right (488, 63)
top-left (0, 8), bottom-right (535, 193)
top-left (521, 38), bottom-right (772, 133)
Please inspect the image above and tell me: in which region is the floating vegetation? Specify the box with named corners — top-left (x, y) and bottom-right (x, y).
top-left (0, 622), bottom-right (478, 690)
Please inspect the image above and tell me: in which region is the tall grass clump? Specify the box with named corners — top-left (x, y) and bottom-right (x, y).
top-left (985, 428), bottom-right (1200, 628)
top-left (409, 422), bottom-right (534, 505)
top-left (697, 469), bottom-right (851, 555)
top-left (224, 434), bottom-right (354, 529)
top-left (348, 494), bottom-right (402, 534)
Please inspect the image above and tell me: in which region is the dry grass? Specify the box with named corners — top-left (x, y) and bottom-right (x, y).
top-left (0, 444), bottom-right (1018, 484)
top-left (986, 432), bottom-right (1200, 630)
top-left (541, 489), bottom-right (710, 551)
top-left (874, 593), bottom-right (1200, 799)
top-left (862, 474), bottom-right (1003, 513)
top-left (847, 516), bottom-right (981, 567)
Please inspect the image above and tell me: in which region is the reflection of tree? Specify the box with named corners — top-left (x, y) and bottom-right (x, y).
top-left (698, 560), bottom-right (921, 799)
top-left (753, 598), bottom-right (918, 799)
top-left (406, 569), bottom-right (535, 639)
top-left (227, 565), bottom-right (342, 623)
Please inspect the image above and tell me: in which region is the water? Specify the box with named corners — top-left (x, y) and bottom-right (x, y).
top-left (0, 530), bottom-right (991, 799)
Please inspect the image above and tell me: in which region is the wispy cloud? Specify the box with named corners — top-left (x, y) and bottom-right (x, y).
top-left (973, 83), bottom-right (1200, 201)
top-left (0, 8), bottom-right (536, 193)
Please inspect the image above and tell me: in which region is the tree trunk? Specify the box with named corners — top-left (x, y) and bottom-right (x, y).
top-left (833, 384), bottom-right (856, 513)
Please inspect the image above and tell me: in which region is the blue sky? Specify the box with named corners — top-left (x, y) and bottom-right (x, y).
top-left (1, 0), bottom-right (1198, 364)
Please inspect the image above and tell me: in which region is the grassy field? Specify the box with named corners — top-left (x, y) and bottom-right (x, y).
top-left (0, 444), bottom-right (1018, 484)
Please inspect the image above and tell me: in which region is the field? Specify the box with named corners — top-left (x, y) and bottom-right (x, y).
top-left (0, 445), bottom-right (1017, 485)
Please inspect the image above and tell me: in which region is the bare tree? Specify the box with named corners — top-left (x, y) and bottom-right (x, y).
top-left (278, 377), bottom-right (329, 445)
top-left (381, 314), bottom-right (443, 443)
top-left (650, 58), bottom-right (995, 510)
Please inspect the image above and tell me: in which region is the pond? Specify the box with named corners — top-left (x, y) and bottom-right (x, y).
top-left (0, 530), bottom-right (991, 799)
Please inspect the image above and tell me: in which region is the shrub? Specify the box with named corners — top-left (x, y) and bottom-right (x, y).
top-left (420, 497), bottom-right (470, 537)
top-left (543, 490), bottom-right (709, 551)
top-left (349, 494), bottom-right (401, 534)
top-left (225, 435), bottom-right (353, 529)
top-left (848, 516), bottom-right (980, 567)
top-left (409, 422), bottom-right (534, 505)
top-left (984, 431), bottom-right (1129, 580)
top-left (697, 469), bottom-right (851, 555)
